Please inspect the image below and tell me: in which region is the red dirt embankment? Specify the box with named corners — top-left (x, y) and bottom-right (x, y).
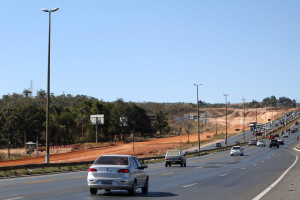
top-left (0, 107), bottom-right (287, 167)
top-left (0, 133), bottom-right (214, 167)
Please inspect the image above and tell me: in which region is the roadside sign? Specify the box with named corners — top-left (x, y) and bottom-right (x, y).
top-left (90, 114), bottom-right (104, 125)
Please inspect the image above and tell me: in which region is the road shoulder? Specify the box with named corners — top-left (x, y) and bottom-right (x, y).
top-left (260, 142), bottom-right (300, 200)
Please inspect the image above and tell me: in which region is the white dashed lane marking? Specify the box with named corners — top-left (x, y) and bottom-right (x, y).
top-left (162, 172), bottom-right (175, 176)
top-left (182, 183), bottom-right (198, 188)
top-left (219, 173), bottom-right (228, 177)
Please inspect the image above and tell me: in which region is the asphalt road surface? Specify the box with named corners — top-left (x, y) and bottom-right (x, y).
top-left (1, 130), bottom-right (299, 200)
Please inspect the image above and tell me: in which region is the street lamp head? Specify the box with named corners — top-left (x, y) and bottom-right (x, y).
top-left (223, 94), bottom-right (229, 97)
top-left (41, 8), bottom-right (59, 12)
top-left (51, 8), bottom-right (59, 12)
top-left (193, 83), bottom-right (202, 86)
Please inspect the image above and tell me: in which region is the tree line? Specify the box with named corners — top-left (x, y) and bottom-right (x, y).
top-left (196, 96), bottom-right (297, 109)
top-left (0, 90), bottom-right (169, 148)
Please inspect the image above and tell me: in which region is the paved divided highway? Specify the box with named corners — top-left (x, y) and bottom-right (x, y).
top-left (1, 130), bottom-right (299, 200)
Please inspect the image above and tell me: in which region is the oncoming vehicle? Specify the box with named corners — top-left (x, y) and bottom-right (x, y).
top-left (87, 155), bottom-right (149, 195)
top-left (165, 150), bottom-right (186, 167)
top-left (256, 140), bottom-right (266, 147)
top-left (248, 139), bottom-right (257, 146)
top-left (215, 143), bottom-right (222, 147)
top-left (230, 146), bottom-right (244, 156)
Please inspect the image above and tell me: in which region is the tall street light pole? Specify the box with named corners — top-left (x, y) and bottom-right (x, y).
top-left (223, 94), bottom-right (229, 147)
top-left (41, 7), bottom-right (59, 164)
top-left (264, 103), bottom-right (267, 137)
top-left (242, 98), bottom-right (246, 143)
top-left (255, 101), bottom-right (258, 141)
top-left (194, 84), bottom-right (202, 152)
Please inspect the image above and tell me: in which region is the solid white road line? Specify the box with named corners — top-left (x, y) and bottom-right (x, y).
top-left (162, 172), bottom-right (175, 176)
top-left (182, 183), bottom-right (198, 188)
top-left (252, 149), bottom-right (298, 200)
top-left (253, 164), bottom-right (258, 166)
top-left (4, 197), bottom-right (24, 200)
top-left (241, 168), bottom-right (246, 170)
top-left (294, 147), bottom-right (300, 152)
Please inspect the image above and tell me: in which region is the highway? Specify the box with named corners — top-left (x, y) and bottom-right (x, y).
top-left (1, 130), bottom-right (299, 200)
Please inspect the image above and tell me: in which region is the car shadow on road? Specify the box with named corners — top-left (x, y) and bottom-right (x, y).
top-left (94, 191), bottom-right (177, 198)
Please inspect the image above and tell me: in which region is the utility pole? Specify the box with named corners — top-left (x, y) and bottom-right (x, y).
top-left (223, 94), bottom-right (229, 146)
top-left (255, 101), bottom-right (258, 141)
top-left (7, 133), bottom-right (10, 158)
top-left (215, 117), bottom-right (218, 135)
top-left (264, 103), bottom-right (267, 137)
top-left (242, 98), bottom-right (246, 143)
top-left (132, 127), bottom-right (135, 156)
top-left (41, 7), bottom-right (59, 164)
top-left (194, 84), bottom-right (202, 151)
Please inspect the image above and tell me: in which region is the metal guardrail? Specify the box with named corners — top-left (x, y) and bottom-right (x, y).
top-left (1, 116), bottom-right (299, 172)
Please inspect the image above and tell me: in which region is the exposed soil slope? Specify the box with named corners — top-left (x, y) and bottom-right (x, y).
top-left (0, 107), bottom-right (288, 167)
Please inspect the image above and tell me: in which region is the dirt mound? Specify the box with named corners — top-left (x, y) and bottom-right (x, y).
top-left (0, 107), bottom-right (289, 167)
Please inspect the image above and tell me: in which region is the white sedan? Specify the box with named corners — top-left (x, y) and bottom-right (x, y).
top-left (256, 140), bottom-right (266, 147)
top-left (230, 146), bottom-right (244, 156)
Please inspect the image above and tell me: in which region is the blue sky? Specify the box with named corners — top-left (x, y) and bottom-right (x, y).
top-left (1, 0), bottom-right (299, 104)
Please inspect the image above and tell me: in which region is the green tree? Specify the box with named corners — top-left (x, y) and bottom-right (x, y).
top-left (110, 99), bottom-right (130, 141)
top-left (23, 89), bottom-right (32, 99)
top-left (154, 111), bottom-right (169, 135)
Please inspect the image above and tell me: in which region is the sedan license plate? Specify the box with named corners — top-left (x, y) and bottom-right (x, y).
top-left (102, 180), bottom-right (112, 185)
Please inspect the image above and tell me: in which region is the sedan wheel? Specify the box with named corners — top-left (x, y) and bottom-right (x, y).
top-left (128, 181), bottom-right (136, 196)
top-left (142, 178), bottom-right (149, 194)
top-left (90, 188), bottom-right (97, 195)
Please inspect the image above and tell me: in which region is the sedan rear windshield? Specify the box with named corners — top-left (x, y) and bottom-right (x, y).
top-left (167, 151), bottom-right (180, 156)
top-left (94, 156), bottom-right (129, 165)
top-left (232, 147), bottom-right (241, 150)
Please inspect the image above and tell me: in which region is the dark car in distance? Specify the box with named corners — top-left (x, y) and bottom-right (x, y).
top-left (269, 139), bottom-right (279, 148)
top-left (215, 143), bottom-right (222, 147)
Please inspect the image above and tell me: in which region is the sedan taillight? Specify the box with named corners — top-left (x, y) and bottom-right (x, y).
top-left (88, 168), bottom-right (97, 172)
top-left (118, 169), bottom-right (130, 173)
